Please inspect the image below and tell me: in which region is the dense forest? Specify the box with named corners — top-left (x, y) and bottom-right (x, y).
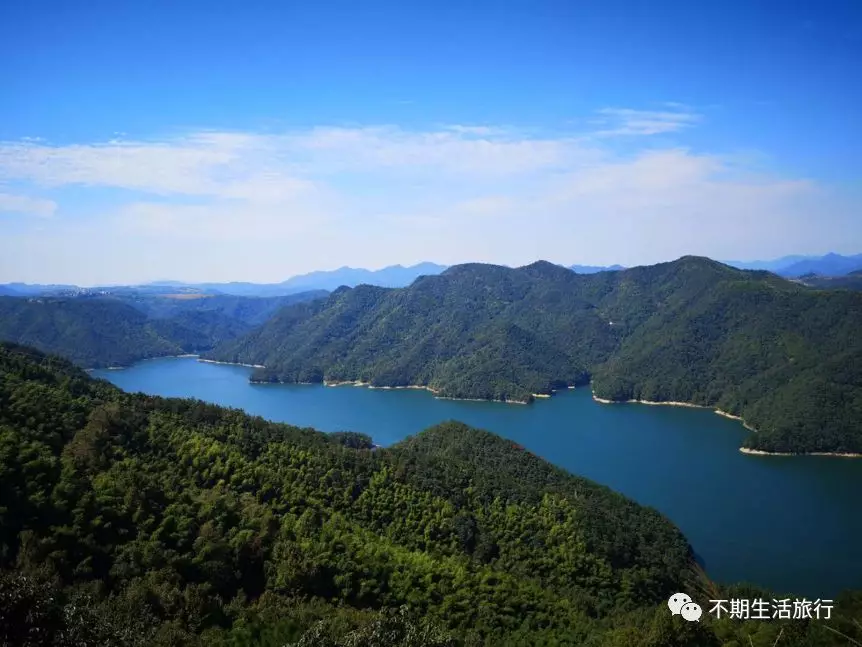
top-left (797, 270), bottom-right (862, 292)
top-left (114, 291), bottom-right (330, 325)
top-left (205, 257), bottom-right (862, 455)
top-left (0, 291), bottom-right (327, 369)
top-left (0, 297), bottom-right (183, 368)
top-left (2, 342), bottom-right (861, 646)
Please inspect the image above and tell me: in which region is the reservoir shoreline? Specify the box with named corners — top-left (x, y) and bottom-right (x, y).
top-left (199, 358), bottom-right (265, 369)
top-left (591, 390), bottom-right (758, 430)
top-left (247, 375), bottom-right (540, 404)
top-left (590, 391), bottom-right (859, 457)
top-left (739, 447), bottom-right (862, 458)
top-left (324, 379), bottom-right (533, 404)
top-left (86, 353), bottom-right (200, 372)
top-left (190, 360), bottom-right (856, 458)
top-left (92, 355), bottom-right (862, 598)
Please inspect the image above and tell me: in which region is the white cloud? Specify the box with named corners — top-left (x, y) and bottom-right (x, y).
top-left (443, 125), bottom-right (506, 136)
top-left (0, 135), bottom-right (253, 197)
top-left (0, 192), bottom-right (57, 218)
top-left (281, 126), bottom-right (597, 177)
top-left (0, 110), bottom-right (857, 285)
top-left (594, 107), bottom-right (701, 136)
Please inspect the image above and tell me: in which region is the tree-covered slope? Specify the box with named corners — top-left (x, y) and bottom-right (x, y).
top-left (146, 309), bottom-right (254, 352)
top-left (0, 292), bottom-right (328, 368)
top-left (116, 291), bottom-right (329, 325)
top-left (0, 296), bottom-right (183, 367)
top-left (2, 343), bottom-right (860, 647)
top-left (205, 257), bottom-right (862, 454)
top-left (798, 271), bottom-right (862, 292)
top-left (210, 261), bottom-right (616, 398)
top-left (589, 260), bottom-right (862, 454)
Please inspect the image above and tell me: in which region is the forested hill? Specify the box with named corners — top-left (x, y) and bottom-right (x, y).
top-left (114, 290), bottom-right (330, 324)
top-left (798, 270), bottom-right (862, 291)
top-left (205, 257), bottom-right (862, 455)
top-left (0, 296), bottom-right (184, 367)
top-left (0, 291), bottom-right (327, 369)
top-left (2, 343), bottom-right (860, 646)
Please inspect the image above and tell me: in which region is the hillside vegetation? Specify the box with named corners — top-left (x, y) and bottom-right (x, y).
top-left (798, 271), bottom-right (862, 292)
top-left (2, 342), bottom-right (861, 646)
top-left (0, 297), bottom-right (183, 367)
top-left (116, 291), bottom-right (330, 325)
top-left (206, 257), bottom-right (862, 454)
top-left (0, 291), bottom-right (327, 368)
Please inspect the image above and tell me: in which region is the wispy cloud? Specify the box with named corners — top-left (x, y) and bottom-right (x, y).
top-left (0, 192), bottom-right (57, 218)
top-left (593, 107), bottom-right (701, 136)
top-left (0, 108), bottom-right (699, 198)
top-left (0, 109), bottom-right (855, 285)
top-left (443, 125), bottom-right (507, 137)
top-left (0, 126), bottom-right (593, 193)
top-left (0, 135), bottom-right (252, 197)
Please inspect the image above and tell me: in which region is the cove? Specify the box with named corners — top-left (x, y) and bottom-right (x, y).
top-left (94, 356), bottom-right (862, 598)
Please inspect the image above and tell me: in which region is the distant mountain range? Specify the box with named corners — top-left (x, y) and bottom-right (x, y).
top-left (0, 283), bottom-right (78, 296)
top-left (720, 255), bottom-right (810, 272)
top-left (723, 253), bottom-right (862, 277)
top-left (266, 262), bottom-right (449, 293)
top-left (569, 253), bottom-right (862, 278)
top-left (133, 263), bottom-right (448, 297)
top-left (4, 254), bottom-right (862, 297)
top-left (797, 269), bottom-right (862, 291)
top-left (0, 264), bottom-right (446, 298)
top-left (569, 264), bottom-right (626, 274)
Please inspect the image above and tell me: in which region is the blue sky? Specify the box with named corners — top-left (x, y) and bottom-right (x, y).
top-left (1, 0), bottom-right (860, 284)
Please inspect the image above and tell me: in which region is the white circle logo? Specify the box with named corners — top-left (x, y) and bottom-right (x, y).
top-left (681, 602), bottom-right (703, 622)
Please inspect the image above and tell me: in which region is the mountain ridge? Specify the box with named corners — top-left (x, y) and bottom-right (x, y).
top-left (7, 252), bottom-right (862, 296)
top-left (205, 256), bottom-right (862, 454)
top-left (724, 252), bottom-right (862, 277)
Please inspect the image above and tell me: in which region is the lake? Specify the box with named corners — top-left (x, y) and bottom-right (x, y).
top-left (94, 356), bottom-right (862, 598)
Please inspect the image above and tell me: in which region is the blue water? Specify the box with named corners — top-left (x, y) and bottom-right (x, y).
top-left (95, 357), bottom-right (862, 598)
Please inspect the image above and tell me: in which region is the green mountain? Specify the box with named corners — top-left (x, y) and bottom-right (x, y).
top-left (0, 296), bottom-right (183, 367)
top-left (1, 342), bottom-right (860, 646)
top-left (147, 310), bottom-right (254, 351)
top-left (115, 291), bottom-right (330, 325)
top-left (798, 271), bottom-right (862, 292)
top-left (0, 291), bottom-right (329, 369)
top-left (205, 257), bottom-right (862, 455)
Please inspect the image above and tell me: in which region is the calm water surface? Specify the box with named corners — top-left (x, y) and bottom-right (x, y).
top-left (95, 357), bottom-right (862, 598)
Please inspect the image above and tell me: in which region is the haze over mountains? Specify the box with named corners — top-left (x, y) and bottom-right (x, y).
top-left (579, 253), bottom-right (862, 278)
top-left (142, 263), bottom-right (449, 296)
top-left (725, 252), bottom-right (862, 276)
top-left (3, 253), bottom-right (861, 297)
top-left (798, 269), bottom-right (862, 291)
